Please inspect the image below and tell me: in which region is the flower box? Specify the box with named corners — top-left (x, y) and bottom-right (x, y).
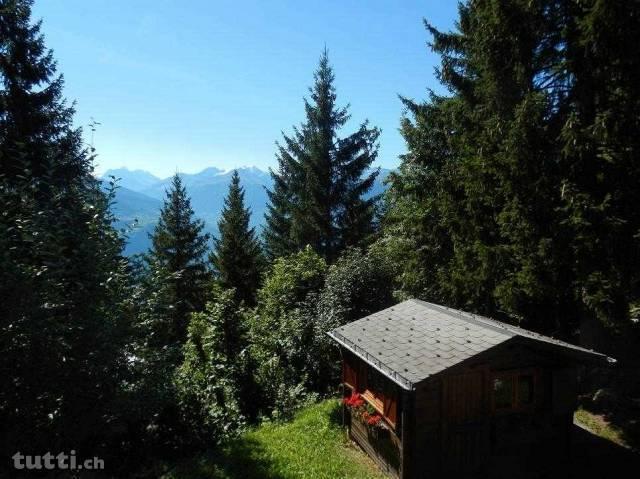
top-left (343, 392), bottom-right (389, 435)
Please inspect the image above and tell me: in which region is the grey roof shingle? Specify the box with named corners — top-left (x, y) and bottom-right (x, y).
top-left (327, 299), bottom-right (614, 390)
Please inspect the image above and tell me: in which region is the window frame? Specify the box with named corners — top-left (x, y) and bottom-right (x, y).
top-left (491, 368), bottom-right (538, 414)
top-left (362, 371), bottom-right (398, 427)
top-left (342, 356), bottom-right (398, 427)
top-left (362, 366), bottom-right (386, 412)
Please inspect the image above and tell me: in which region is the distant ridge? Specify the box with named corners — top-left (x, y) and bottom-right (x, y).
top-left (101, 168), bottom-right (162, 192)
top-left (101, 166), bottom-right (392, 256)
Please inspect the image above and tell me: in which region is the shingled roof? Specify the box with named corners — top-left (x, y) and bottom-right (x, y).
top-left (327, 299), bottom-right (614, 390)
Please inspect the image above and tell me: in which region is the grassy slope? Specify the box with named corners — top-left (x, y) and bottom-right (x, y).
top-left (574, 407), bottom-right (628, 447)
top-left (165, 400), bottom-right (387, 479)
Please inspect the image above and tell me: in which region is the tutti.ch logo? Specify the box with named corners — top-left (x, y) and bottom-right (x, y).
top-left (12, 451), bottom-right (104, 471)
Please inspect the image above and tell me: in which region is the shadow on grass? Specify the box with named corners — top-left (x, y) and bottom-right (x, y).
top-left (579, 366), bottom-right (640, 451)
top-left (485, 425), bottom-right (640, 479)
top-left (569, 424), bottom-right (640, 479)
top-left (168, 436), bottom-right (286, 479)
top-left (581, 393), bottom-right (640, 451)
top-left (327, 400), bottom-right (345, 429)
top-left (585, 404), bottom-right (640, 450)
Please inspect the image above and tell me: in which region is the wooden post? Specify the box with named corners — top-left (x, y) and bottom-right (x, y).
top-left (339, 347), bottom-right (346, 429)
top-left (399, 389), bottom-right (414, 479)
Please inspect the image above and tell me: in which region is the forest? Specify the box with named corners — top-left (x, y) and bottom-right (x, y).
top-left (1, 0), bottom-right (639, 477)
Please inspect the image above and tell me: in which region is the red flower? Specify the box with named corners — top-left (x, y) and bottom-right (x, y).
top-left (343, 392), bottom-right (364, 409)
top-left (343, 393), bottom-right (384, 429)
top-left (367, 414), bottom-right (382, 426)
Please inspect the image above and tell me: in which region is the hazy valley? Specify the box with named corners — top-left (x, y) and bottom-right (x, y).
top-left (102, 166), bottom-right (391, 255)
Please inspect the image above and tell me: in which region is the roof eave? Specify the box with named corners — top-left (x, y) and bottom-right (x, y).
top-left (327, 330), bottom-right (416, 391)
top-left (516, 336), bottom-right (616, 366)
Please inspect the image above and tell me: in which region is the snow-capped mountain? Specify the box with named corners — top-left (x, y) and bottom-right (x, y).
top-left (101, 166), bottom-right (391, 255)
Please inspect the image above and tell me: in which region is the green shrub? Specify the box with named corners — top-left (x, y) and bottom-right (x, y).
top-left (175, 289), bottom-right (246, 443)
top-left (249, 247), bottom-right (327, 417)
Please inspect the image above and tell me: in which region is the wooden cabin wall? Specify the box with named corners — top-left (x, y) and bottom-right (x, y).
top-left (350, 414), bottom-right (402, 477)
top-left (342, 342), bottom-right (580, 478)
top-left (341, 349), bottom-right (403, 477)
top-left (479, 345), bottom-right (575, 472)
top-left (408, 342), bottom-right (579, 477)
top-left (342, 350), bottom-right (400, 426)
top-left (410, 378), bottom-right (441, 477)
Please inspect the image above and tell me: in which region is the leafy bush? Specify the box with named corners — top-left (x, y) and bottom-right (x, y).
top-left (248, 247), bottom-right (396, 417)
top-left (248, 247), bottom-right (327, 418)
top-left (317, 247), bottom-right (396, 330)
top-left (175, 289), bottom-right (247, 443)
top-left (313, 248), bottom-right (396, 390)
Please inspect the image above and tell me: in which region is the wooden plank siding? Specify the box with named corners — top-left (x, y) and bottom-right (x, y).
top-left (440, 369), bottom-right (490, 476)
top-left (409, 343), bottom-right (578, 477)
top-left (343, 351), bottom-right (358, 389)
top-left (342, 351), bottom-right (403, 477)
top-left (350, 413), bottom-right (401, 478)
top-left (342, 340), bottom-right (581, 478)
top-left (411, 378), bottom-right (441, 477)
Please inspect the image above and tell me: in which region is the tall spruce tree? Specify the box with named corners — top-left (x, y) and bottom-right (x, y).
top-left (130, 176), bottom-right (211, 462)
top-left (426, 0), bottom-right (572, 333)
top-left (385, 1), bottom-right (578, 334)
top-left (146, 174), bottom-right (210, 348)
top-left (264, 49), bottom-right (380, 262)
top-left (559, 0), bottom-right (640, 329)
top-left (0, 0), bottom-right (129, 461)
top-left (0, 0), bottom-right (84, 183)
top-left (263, 160), bottom-right (297, 260)
top-left (385, 0), bottom-right (640, 341)
top-left (210, 170), bottom-right (263, 306)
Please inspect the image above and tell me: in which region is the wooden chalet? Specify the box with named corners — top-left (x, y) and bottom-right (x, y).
top-left (327, 299), bottom-right (614, 478)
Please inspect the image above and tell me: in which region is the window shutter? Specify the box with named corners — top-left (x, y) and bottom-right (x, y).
top-left (343, 353), bottom-right (358, 390)
top-left (384, 390), bottom-right (397, 425)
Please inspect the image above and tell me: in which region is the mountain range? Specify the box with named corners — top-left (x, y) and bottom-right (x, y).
top-left (101, 166), bottom-right (392, 256)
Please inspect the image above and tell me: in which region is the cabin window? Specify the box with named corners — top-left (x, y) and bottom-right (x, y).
top-left (366, 368), bottom-right (385, 396)
top-left (518, 374), bottom-right (534, 405)
top-left (341, 353), bottom-right (399, 427)
top-left (342, 359), bottom-right (397, 427)
top-left (492, 370), bottom-right (537, 412)
top-left (363, 368), bottom-right (386, 411)
top-left (493, 377), bottom-right (514, 409)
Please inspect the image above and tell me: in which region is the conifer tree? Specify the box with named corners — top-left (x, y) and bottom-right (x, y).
top-left (385, 1), bottom-right (578, 333)
top-left (263, 161), bottom-right (296, 260)
top-left (0, 0), bottom-right (129, 459)
top-left (428, 1), bottom-right (570, 331)
top-left (0, 0), bottom-right (85, 183)
top-left (385, 0), bottom-right (640, 338)
top-left (131, 178), bottom-right (212, 460)
top-left (264, 49), bottom-right (380, 262)
top-left (146, 174), bottom-right (210, 347)
top-left (210, 170), bottom-right (263, 306)
top-left (559, 0), bottom-right (640, 327)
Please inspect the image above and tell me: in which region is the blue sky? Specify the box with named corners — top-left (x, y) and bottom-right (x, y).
top-left (33, 1), bottom-right (458, 178)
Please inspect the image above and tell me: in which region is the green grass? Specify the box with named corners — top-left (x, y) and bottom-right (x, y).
top-left (574, 407), bottom-right (627, 447)
top-left (164, 400), bottom-right (387, 479)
